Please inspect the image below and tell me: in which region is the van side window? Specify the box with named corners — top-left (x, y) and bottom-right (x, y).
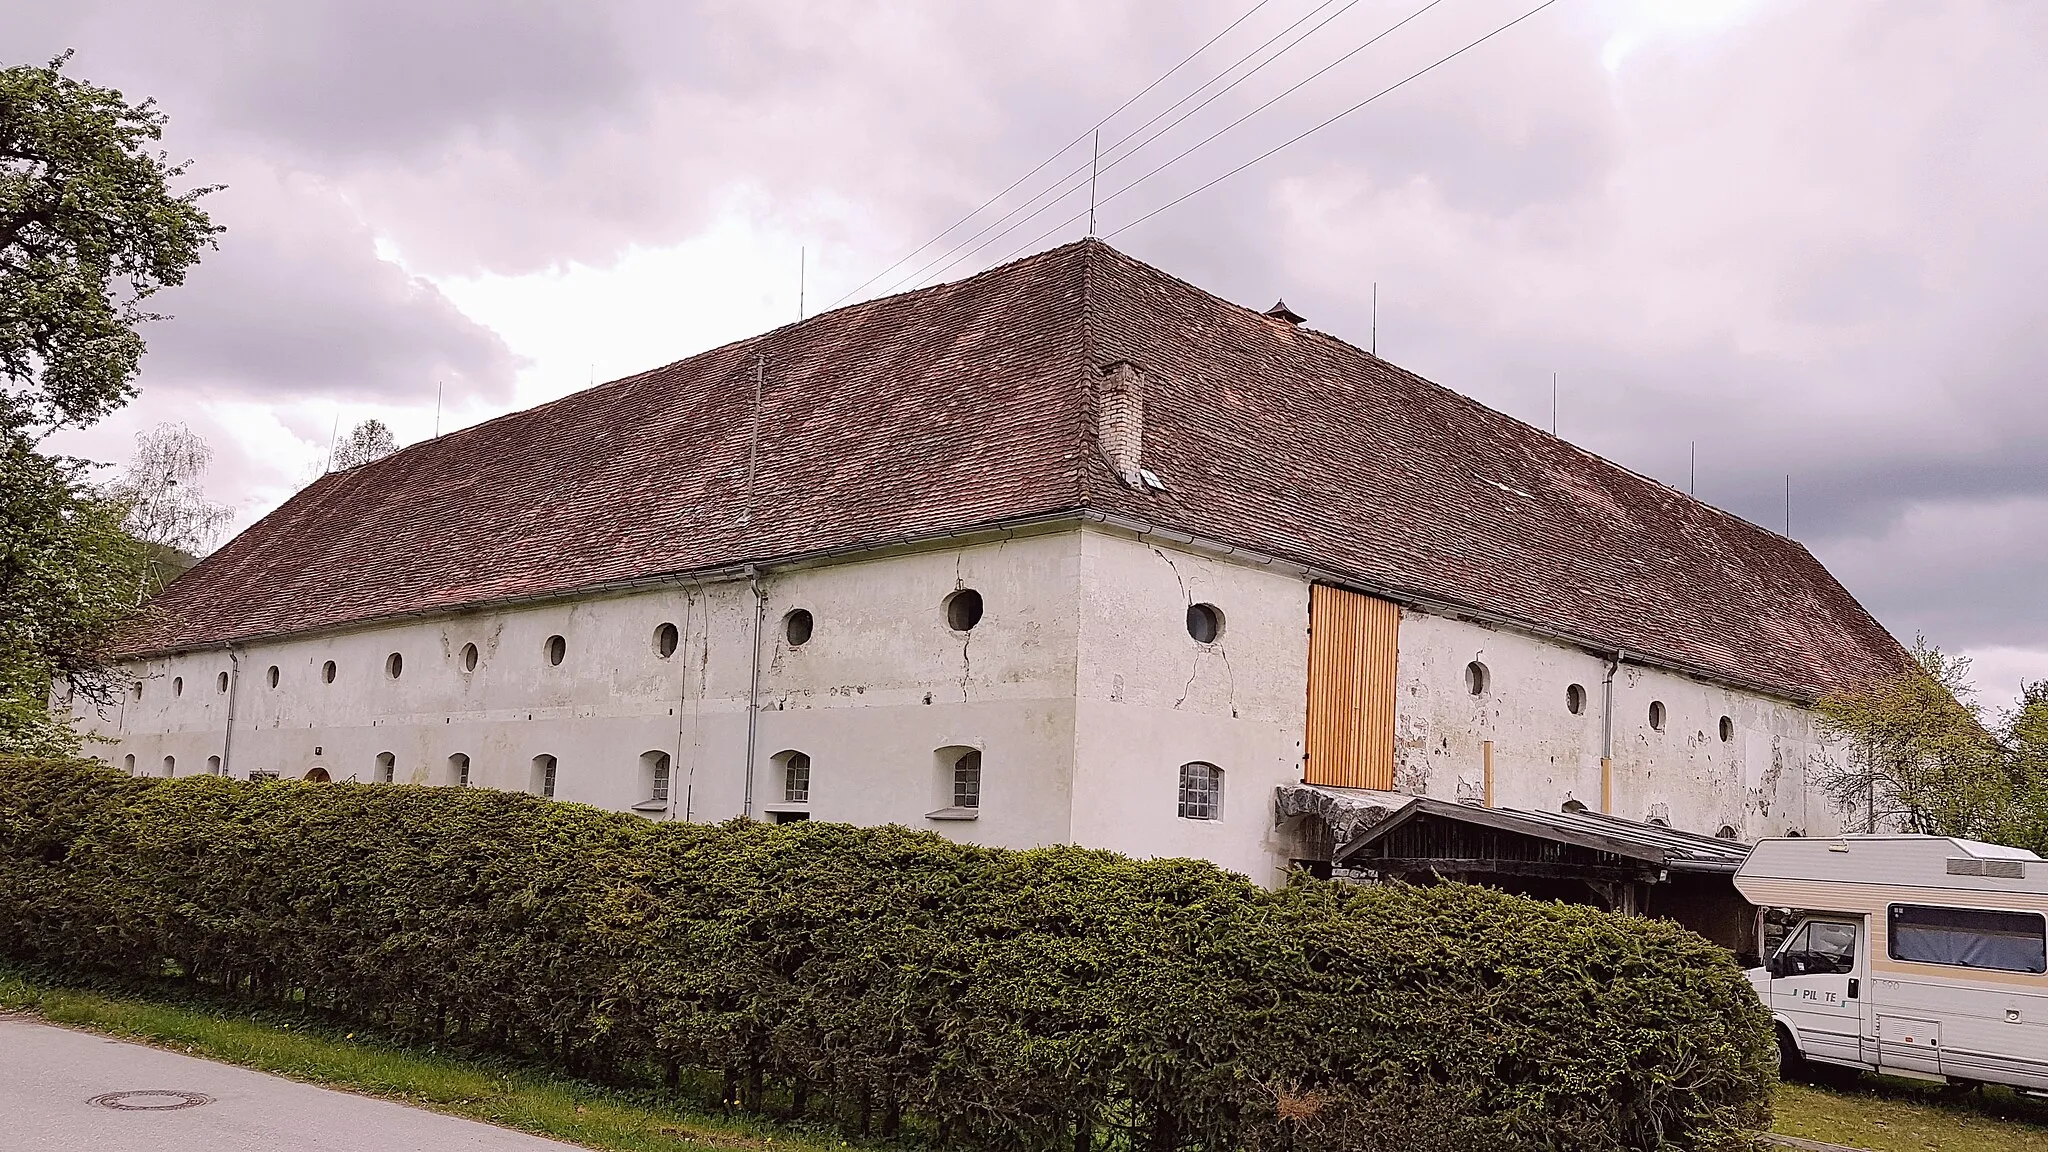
top-left (1779, 920), bottom-right (1857, 976)
top-left (1888, 904), bottom-right (2047, 974)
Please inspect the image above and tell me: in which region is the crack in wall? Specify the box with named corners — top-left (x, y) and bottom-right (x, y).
top-left (1152, 545), bottom-right (1207, 711)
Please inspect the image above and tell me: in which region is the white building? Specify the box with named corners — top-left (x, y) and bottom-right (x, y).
top-left (76, 240), bottom-right (1906, 887)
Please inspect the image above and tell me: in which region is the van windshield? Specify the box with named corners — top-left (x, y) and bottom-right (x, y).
top-left (1781, 920), bottom-right (1858, 975)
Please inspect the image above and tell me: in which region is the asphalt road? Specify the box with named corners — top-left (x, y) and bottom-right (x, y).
top-left (0, 1016), bottom-right (582, 1152)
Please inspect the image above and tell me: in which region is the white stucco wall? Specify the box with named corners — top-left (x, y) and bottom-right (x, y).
top-left (74, 523), bottom-right (1850, 883)
top-left (1390, 612), bottom-right (1845, 838)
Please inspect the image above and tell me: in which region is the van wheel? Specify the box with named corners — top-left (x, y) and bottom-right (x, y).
top-left (1776, 1025), bottom-right (1805, 1080)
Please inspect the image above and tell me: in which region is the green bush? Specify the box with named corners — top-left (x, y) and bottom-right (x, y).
top-left (0, 756), bottom-right (1773, 1150)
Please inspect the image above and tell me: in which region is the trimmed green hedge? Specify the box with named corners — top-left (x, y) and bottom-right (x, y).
top-left (0, 756), bottom-right (1773, 1150)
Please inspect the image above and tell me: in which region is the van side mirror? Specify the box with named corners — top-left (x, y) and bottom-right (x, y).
top-left (1767, 954), bottom-right (1788, 979)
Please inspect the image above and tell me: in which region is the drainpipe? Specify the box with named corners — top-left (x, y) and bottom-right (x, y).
top-left (741, 566), bottom-right (766, 818)
top-left (221, 646), bottom-right (242, 777)
top-left (1600, 652), bottom-right (1624, 814)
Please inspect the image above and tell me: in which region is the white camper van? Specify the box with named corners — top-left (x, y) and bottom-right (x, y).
top-left (1735, 835), bottom-right (2048, 1089)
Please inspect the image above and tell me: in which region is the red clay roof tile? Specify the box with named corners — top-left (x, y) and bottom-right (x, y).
top-left (122, 239), bottom-right (1903, 700)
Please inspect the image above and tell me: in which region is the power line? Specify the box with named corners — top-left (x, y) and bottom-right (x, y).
top-left (1105, 0), bottom-right (1564, 241)
top-left (827, 0), bottom-right (1278, 308)
top-left (900, 0), bottom-right (1374, 293)
top-left (985, 0), bottom-right (1449, 270)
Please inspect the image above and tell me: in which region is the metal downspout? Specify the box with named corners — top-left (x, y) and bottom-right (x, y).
top-left (221, 646), bottom-right (241, 777)
top-left (742, 566), bottom-right (766, 818)
top-left (1600, 652), bottom-right (1623, 814)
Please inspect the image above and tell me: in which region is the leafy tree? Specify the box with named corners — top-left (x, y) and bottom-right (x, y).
top-left (1812, 638), bottom-right (2005, 837)
top-left (105, 421), bottom-right (230, 598)
top-left (331, 417), bottom-right (397, 470)
top-left (1991, 682), bottom-right (2048, 851)
top-left (0, 438), bottom-right (147, 754)
top-left (1, 52), bottom-right (221, 439)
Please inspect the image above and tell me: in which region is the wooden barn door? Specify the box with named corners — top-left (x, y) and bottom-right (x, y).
top-left (1304, 585), bottom-right (1400, 790)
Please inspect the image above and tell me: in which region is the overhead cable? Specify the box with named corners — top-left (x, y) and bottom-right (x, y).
top-left (894, 0), bottom-right (1371, 294)
top-left (1104, 0), bottom-right (1565, 240)
top-left (981, 0), bottom-right (1451, 271)
top-left (828, 0), bottom-right (1277, 308)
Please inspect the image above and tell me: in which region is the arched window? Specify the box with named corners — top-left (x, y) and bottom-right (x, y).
top-left (449, 752), bottom-right (471, 788)
top-left (636, 751), bottom-right (671, 811)
top-left (173, 676), bottom-right (184, 697)
top-left (1716, 825), bottom-right (1740, 840)
top-left (161, 755), bottom-right (175, 777)
top-left (779, 751), bottom-right (812, 805)
top-left (654, 623), bottom-right (680, 658)
top-left (123, 754), bottom-right (136, 774)
top-left (532, 754), bottom-right (557, 798)
top-left (951, 749), bottom-right (982, 809)
top-left (304, 766), bottom-right (331, 783)
top-left (375, 751), bottom-right (396, 784)
top-left (207, 755), bottom-right (222, 775)
top-left (1719, 716), bottom-right (1734, 742)
top-left (1562, 799), bottom-right (1589, 813)
top-left (1178, 762), bottom-right (1224, 821)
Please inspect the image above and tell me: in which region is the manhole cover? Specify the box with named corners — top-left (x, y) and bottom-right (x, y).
top-left (88, 1090), bottom-right (214, 1111)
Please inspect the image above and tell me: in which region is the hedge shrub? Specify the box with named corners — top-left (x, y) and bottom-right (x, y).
top-left (0, 756), bottom-right (1773, 1150)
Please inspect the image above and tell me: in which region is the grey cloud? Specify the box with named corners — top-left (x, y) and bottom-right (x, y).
top-left (5, 0), bottom-right (2045, 671)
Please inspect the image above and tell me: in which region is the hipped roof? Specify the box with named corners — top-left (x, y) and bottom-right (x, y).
top-left (123, 240), bottom-right (1906, 700)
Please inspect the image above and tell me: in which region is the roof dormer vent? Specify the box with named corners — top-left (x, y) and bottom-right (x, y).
top-left (1264, 299), bottom-right (1305, 325)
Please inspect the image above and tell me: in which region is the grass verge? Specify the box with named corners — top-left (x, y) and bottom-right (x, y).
top-left (0, 967), bottom-right (853, 1152)
top-left (1775, 1076), bottom-right (2048, 1152)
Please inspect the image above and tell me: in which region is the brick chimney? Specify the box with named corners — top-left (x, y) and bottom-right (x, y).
top-left (1097, 361), bottom-right (1146, 487)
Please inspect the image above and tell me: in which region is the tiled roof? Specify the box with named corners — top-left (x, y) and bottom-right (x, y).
top-left (124, 240), bottom-right (1905, 699)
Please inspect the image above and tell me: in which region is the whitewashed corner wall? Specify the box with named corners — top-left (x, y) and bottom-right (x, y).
top-left (74, 523), bottom-right (1849, 885)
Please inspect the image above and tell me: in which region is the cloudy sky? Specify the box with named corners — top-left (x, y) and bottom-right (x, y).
top-left (14, 0), bottom-right (2045, 708)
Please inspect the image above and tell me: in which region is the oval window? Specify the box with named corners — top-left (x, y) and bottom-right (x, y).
top-left (173, 676), bottom-right (183, 697)
top-left (386, 652), bottom-right (403, 679)
top-left (1649, 700), bottom-right (1667, 731)
top-left (1565, 683), bottom-right (1586, 715)
top-left (654, 622), bottom-right (680, 659)
top-left (461, 643), bottom-right (479, 672)
top-left (785, 609), bottom-right (814, 647)
top-left (266, 665), bottom-right (280, 688)
top-left (322, 660), bottom-right (337, 684)
top-left (1186, 603), bottom-right (1222, 644)
top-left (945, 590), bottom-right (984, 632)
top-left (217, 671), bottom-right (229, 693)
top-left (1719, 715), bottom-right (1734, 742)
top-left (545, 635), bottom-right (566, 666)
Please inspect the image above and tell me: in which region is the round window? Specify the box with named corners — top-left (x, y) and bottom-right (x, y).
top-left (545, 635), bottom-right (566, 666)
top-left (945, 590), bottom-right (984, 632)
top-left (785, 609), bottom-right (814, 647)
top-left (322, 660), bottom-right (337, 684)
top-left (654, 623), bottom-right (680, 659)
top-left (1186, 603), bottom-right (1222, 644)
top-left (461, 643), bottom-right (479, 672)
top-left (1464, 661), bottom-right (1489, 696)
top-left (1565, 683), bottom-right (1586, 715)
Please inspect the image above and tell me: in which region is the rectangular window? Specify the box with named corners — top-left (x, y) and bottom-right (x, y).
top-left (543, 760), bottom-right (556, 798)
top-left (1178, 763), bottom-right (1223, 821)
top-left (1889, 904), bottom-right (2047, 973)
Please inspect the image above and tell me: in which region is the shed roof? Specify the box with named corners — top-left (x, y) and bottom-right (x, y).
top-left (122, 239), bottom-right (1907, 699)
top-left (1330, 793), bottom-right (1755, 875)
